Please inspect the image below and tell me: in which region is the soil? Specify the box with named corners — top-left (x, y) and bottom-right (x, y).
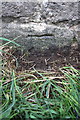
top-left (12, 44), bottom-right (80, 72)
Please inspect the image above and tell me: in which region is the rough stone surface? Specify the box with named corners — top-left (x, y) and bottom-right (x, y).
top-left (1, 1), bottom-right (80, 52)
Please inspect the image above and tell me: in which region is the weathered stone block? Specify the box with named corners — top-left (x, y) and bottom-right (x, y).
top-left (1, 1), bottom-right (80, 52)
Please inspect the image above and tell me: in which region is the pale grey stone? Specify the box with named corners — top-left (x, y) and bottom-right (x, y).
top-left (1, 1), bottom-right (79, 52)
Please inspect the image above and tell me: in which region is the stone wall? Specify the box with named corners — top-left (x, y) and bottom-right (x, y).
top-left (1, 0), bottom-right (80, 52)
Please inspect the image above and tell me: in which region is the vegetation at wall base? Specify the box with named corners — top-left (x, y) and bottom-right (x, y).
top-left (0, 37), bottom-right (80, 120)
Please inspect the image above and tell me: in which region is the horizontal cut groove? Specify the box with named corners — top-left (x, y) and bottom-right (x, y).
top-left (27, 34), bottom-right (54, 37)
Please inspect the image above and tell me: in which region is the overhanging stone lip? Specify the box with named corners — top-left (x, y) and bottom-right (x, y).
top-left (1, 0), bottom-right (78, 2)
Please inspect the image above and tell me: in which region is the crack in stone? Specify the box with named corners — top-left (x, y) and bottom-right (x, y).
top-left (2, 16), bottom-right (80, 26)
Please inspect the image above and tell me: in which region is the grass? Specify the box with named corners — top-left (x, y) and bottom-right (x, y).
top-left (0, 37), bottom-right (80, 119)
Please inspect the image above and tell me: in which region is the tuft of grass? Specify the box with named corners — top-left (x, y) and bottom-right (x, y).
top-left (0, 37), bottom-right (80, 119)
